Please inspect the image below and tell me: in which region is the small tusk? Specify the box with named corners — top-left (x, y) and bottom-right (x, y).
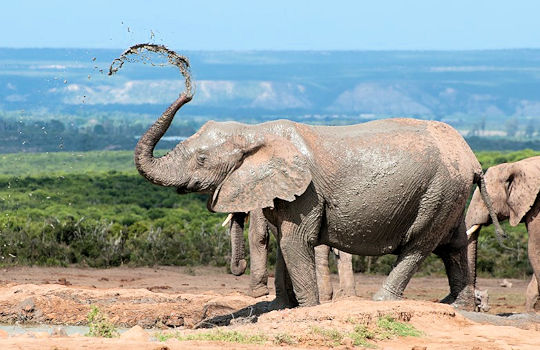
top-left (466, 224), bottom-right (481, 237)
top-left (222, 213), bottom-right (233, 227)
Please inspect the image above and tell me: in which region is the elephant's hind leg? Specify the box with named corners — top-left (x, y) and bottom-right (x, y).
top-left (373, 247), bottom-right (430, 301)
top-left (434, 221), bottom-right (474, 310)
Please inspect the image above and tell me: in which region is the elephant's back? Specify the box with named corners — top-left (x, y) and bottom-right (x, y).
top-left (424, 120), bottom-right (481, 182)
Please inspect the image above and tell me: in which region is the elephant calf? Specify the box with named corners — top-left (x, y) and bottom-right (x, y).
top-left (466, 156), bottom-right (540, 312)
top-left (228, 210), bottom-right (356, 305)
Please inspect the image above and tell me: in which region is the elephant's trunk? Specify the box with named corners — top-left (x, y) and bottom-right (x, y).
top-left (476, 173), bottom-right (509, 247)
top-left (134, 94), bottom-right (192, 187)
top-left (230, 212), bottom-right (248, 276)
top-left (109, 44), bottom-right (193, 188)
top-left (467, 228), bottom-right (480, 288)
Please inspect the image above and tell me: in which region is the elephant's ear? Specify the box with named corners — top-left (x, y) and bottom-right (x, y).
top-left (209, 135), bottom-right (312, 213)
top-left (507, 160), bottom-right (540, 226)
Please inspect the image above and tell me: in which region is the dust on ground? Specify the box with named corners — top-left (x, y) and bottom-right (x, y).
top-left (0, 266), bottom-right (538, 349)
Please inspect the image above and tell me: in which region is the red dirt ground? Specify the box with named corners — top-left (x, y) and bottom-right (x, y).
top-left (0, 266), bottom-right (538, 349)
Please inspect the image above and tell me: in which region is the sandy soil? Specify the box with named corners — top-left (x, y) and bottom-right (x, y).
top-left (0, 266), bottom-right (538, 349)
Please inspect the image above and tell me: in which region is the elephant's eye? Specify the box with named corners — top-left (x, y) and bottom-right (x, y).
top-left (196, 153), bottom-right (207, 166)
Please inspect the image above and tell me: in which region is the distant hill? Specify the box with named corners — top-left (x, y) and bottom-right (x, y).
top-left (1, 48), bottom-right (540, 136)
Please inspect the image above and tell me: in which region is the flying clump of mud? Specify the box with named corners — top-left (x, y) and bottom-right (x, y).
top-left (108, 43), bottom-right (193, 98)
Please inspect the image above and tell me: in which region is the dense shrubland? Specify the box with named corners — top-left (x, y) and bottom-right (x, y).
top-left (0, 149), bottom-right (538, 278)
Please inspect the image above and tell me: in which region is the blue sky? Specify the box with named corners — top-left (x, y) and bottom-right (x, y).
top-left (2, 0), bottom-right (540, 50)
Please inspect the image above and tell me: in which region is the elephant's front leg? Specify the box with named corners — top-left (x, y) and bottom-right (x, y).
top-left (280, 234), bottom-right (319, 306)
top-left (276, 193), bottom-right (323, 307)
top-left (270, 241), bottom-right (298, 310)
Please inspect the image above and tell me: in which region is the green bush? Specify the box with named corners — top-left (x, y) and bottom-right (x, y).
top-left (0, 149), bottom-right (536, 278)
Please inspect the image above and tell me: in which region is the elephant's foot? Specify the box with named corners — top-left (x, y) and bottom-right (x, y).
top-left (268, 296), bottom-right (298, 311)
top-left (297, 297), bottom-right (320, 307)
top-left (373, 287), bottom-right (402, 301)
top-left (334, 287), bottom-right (357, 300)
top-left (318, 290), bottom-right (333, 303)
top-left (525, 300), bottom-right (538, 314)
top-left (249, 285), bottom-right (269, 298)
top-left (439, 294), bottom-right (455, 304)
top-left (441, 286), bottom-right (475, 311)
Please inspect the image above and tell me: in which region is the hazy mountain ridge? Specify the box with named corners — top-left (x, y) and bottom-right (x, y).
top-left (1, 48), bottom-right (540, 131)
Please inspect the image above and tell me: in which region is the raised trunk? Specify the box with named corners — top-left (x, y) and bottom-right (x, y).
top-left (230, 212), bottom-right (248, 276)
top-left (134, 93), bottom-right (192, 187)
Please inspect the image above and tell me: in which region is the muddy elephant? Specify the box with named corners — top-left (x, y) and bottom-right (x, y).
top-left (123, 52), bottom-right (504, 309)
top-left (228, 209), bottom-right (356, 302)
top-left (466, 156), bottom-right (540, 312)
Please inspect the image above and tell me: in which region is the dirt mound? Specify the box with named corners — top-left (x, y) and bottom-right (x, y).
top-left (0, 266), bottom-right (538, 349)
top-left (0, 283), bottom-right (264, 328)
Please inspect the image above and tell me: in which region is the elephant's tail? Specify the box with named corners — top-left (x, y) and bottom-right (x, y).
top-left (474, 172), bottom-right (514, 251)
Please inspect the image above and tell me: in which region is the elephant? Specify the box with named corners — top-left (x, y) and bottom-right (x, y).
top-left (227, 209), bottom-right (356, 302)
top-left (124, 52), bottom-right (504, 309)
top-left (465, 156), bottom-right (540, 312)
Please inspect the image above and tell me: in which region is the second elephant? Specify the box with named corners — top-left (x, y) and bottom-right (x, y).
top-left (229, 209), bottom-right (356, 303)
top-left (466, 156), bottom-right (540, 312)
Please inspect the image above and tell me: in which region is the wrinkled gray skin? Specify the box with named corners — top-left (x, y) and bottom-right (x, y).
top-left (134, 90), bottom-right (503, 310)
top-left (466, 156), bottom-right (540, 312)
top-left (230, 209), bottom-right (356, 302)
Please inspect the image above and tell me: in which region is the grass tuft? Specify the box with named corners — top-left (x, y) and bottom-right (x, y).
top-left (156, 329), bottom-right (267, 344)
top-left (86, 306), bottom-right (118, 338)
top-left (376, 315), bottom-right (423, 338)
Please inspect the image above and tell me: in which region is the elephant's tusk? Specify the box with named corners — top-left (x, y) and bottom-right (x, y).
top-left (222, 213), bottom-right (233, 227)
top-left (466, 224), bottom-right (481, 237)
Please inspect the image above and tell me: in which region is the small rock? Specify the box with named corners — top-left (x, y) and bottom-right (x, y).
top-left (411, 346), bottom-right (427, 350)
top-left (500, 279), bottom-right (513, 288)
top-left (341, 336), bottom-right (354, 348)
top-left (18, 298), bottom-right (35, 313)
top-left (33, 331), bottom-right (49, 338)
top-left (164, 314), bottom-right (184, 327)
top-left (17, 297), bottom-right (38, 321)
top-left (57, 278), bottom-right (71, 286)
top-left (51, 326), bottom-right (68, 337)
top-left (120, 325), bottom-right (149, 341)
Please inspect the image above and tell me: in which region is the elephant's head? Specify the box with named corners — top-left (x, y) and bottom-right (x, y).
top-left (466, 156), bottom-right (540, 231)
top-left (128, 55), bottom-right (312, 214)
top-left (465, 157), bottom-right (539, 291)
top-left (136, 114), bottom-right (312, 213)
